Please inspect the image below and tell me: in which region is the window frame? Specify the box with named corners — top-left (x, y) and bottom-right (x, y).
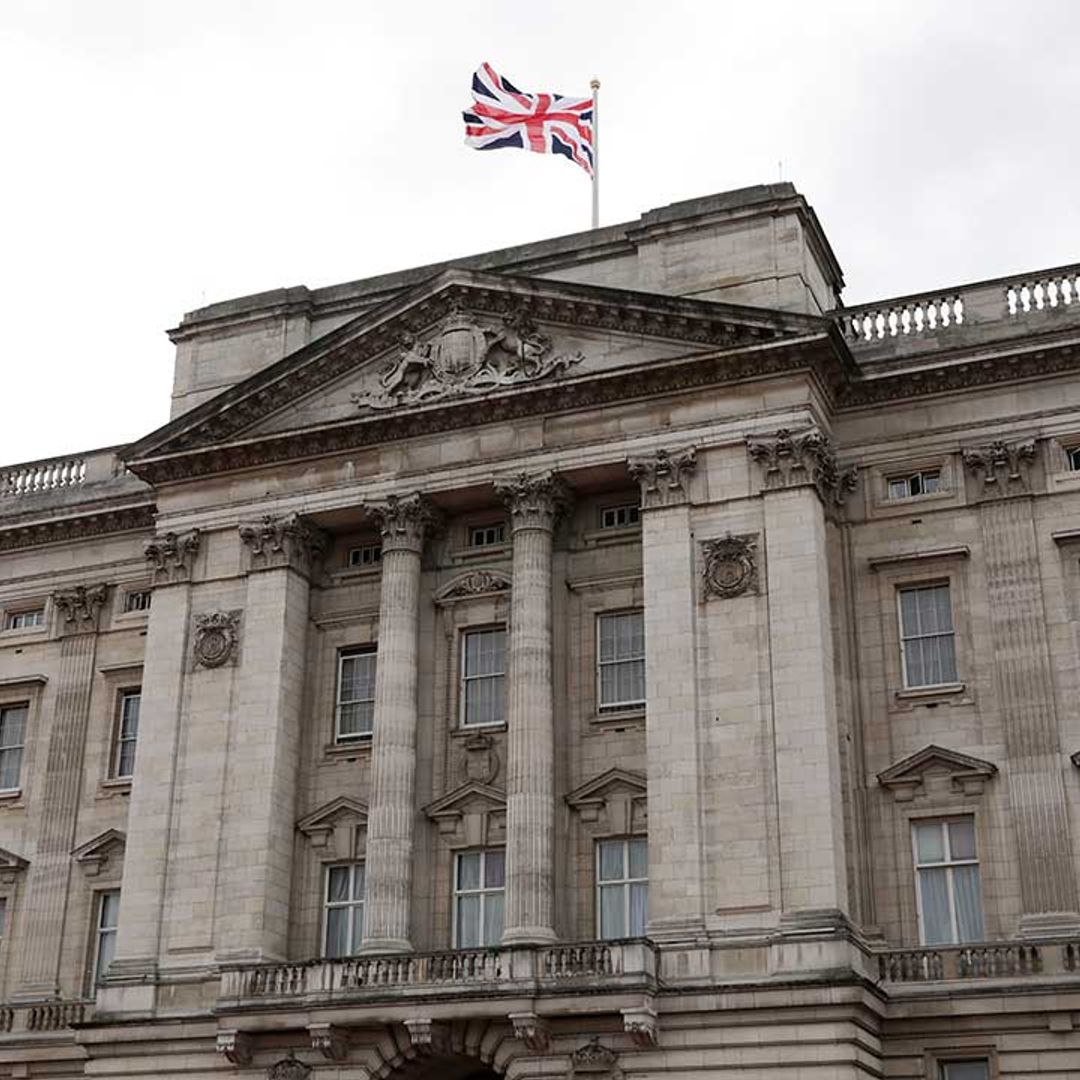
top-left (897, 582), bottom-right (959, 689)
top-left (595, 836), bottom-right (648, 940)
top-left (599, 503), bottom-right (641, 530)
top-left (110, 688), bottom-right (141, 780)
top-left (912, 816), bottom-right (984, 945)
top-left (467, 522), bottom-right (506, 549)
top-left (459, 625), bottom-right (508, 729)
top-left (0, 703), bottom-right (28, 794)
top-left (452, 848), bottom-right (505, 949)
top-left (322, 861), bottom-right (365, 958)
top-left (595, 610), bottom-right (646, 712)
top-left (3, 608), bottom-right (45, 632)
top-left (92, 889), bottom-right (120, 988)
top-left (121, 589), bottom-right (152, 614)
top-left (335, 647), bottom-right (377, 744)
top-left (347, 542), bottom-right (383, 569)
top-left (886, 469), bottom-right (942, 500)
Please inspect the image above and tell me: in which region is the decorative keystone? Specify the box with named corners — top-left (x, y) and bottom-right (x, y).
top-left (746, 428), bottom-right (857, 510)
top-left (144, 528), bottom-right (201, 583)
top-left (627, 446), bottom-right (696, 509)
top-left (510, 1011), bottom-right (551, 1053)
top-left (621, 1005), bottom-right (659, 1048)
top-left (239, 513), bottom-right (327, 577)
top-left (701, 533), bottom-right (758, 600)
top-left (52, 583), bottom-right (109, 631)
top-left (216, 1030), bottom-right (253, 1065)
top-left (963, 438), bottom-right (1038, 498)
top-left (364, 493), bottom-right (441, 554)
top-left (495, 471), bottom-right (572, 532)
top-left (309, 1022), bottom-right (348, 1061)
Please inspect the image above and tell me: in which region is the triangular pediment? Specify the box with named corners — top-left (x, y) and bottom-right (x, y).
top-left (565, 768), bottom-right (647, 833)
top-left (565, 767), bottom-right (647, 808)
top-left (297, 795), bottom-right (369, 835)
top-left (125, 270), bottom-right (837, 483)
top-left (0, 846), bottom-right (28, 875)
top-left (72, 829), bottom-right (125, 876)
top-left (878, 744), bottom-right (997, 801)
top-left (424, 780), bottom-right (507, 820)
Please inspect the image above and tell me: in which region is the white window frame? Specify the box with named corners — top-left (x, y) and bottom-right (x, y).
top-left (468, 522), bottom-right (506, 548)
top-left (599, 503), bottom-right (641, 530)
top-left (111, 688), bottom-right (140, 779)
top-left (3, 608), bottom-right (45, 631)
top-left (92, 889), bottom-right (120, 986)
top-left (897, 583), bottom-right (958, 688)
top-left (887, 469), bottom-right (941, 500)
top-left (335, 648), bottom-right (377, 743)
top-left (596, 837), bottom-right (648, 940)
top-left (322, 862), bottom-right (365, 958)
top-left (347, 543), bottom-right (382, 568)
top-left (460, 626), bottom-right (507, 728)
top-left (596, 610), bottom-right (646, 711)
top-left (452, 848), bottom-right (505, 948)
top-left (912, 817), bottom-right (984, 945)
top-left (0, 703), bottom-right (27, 793)
top-left (1068, 446), bottom-right (1080, 472)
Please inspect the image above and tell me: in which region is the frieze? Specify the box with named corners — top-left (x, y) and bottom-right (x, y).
top-left (746, 428), bottom-right (857, 510)
top-left (144, 528), bottom-right (201, 582)
top-left (193, 610), bottom-right (241, 669)
top-left (962, 438), bottom-right (1038, 498)
top-left (351, 304), bottom-right (584, 411)
top-left (701, 533), bottom-right (758, 600)
top-left (239, 513), bottom-right (326, 576)
top-left (0, 504), bottom-right (154, 553)
top-left (628, 446), bottom-right (697, 509)
top-left (53, 583), bottom-right (109, 629)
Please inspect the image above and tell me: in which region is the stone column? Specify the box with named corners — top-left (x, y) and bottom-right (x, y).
top-left (628, 447), bottom-right (707, 939)
top-left (108, 531), bottom-right (200, 1001)
top-left (747, 429), bottom-right (856, 928)
top-left (964, 440), bottom-right (1080, 932)
top-left (16, 584), bottom-right (108, 999)
top-left (495, 472), bottom-right (568, 946)
top-left (360, 494), bottom-right (438, 954)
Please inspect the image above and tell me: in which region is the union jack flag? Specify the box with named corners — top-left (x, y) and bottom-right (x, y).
top-left (462, 63), bottom-right (594, 176)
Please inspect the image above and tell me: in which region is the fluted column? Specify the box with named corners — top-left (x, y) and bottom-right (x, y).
top-left (496, 471), bottom-right (568, 946)
top-left (360, 493), bottom-right (437, 954)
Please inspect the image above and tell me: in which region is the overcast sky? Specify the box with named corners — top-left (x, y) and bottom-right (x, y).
top-left (1, 0), bottom-right (1077, 465)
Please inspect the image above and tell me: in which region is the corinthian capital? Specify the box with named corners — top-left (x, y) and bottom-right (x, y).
top-left (746, 428), bottom-right (857, 509)
top-left (144, 529), bottom-right (200, 583)
top-left (365, 493), bottom-right (440, 554)
top-left (53, 583), bottom-right (109, 632)
top-left (495, 471), bottom-right (571, 532)
top-left (962, 438), bottom-right (1038, 498)
top-left (239, 513), bottom-right (327, 576)
top-left (628, 446), bottom-right (697, 509)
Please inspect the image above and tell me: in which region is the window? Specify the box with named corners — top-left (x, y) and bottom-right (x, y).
top-left (600, 503), bottom-right (640, 529)
top-left (4, 609), bottom-right (44, 631)
top-left (887, 470), bottom-right (941, 499)
top-left (112, 690), bottom-right (140, 779)
top-left (454, 849), bottom-right (504, 947)
top-left (93, 890), bottom-right (120, 985)
top-left (323, 863), bottom-right (365, 957)
top-left (347, 543), bottom-right (382, 568)
top-left (940, 1062), bottom-right (990, 1080)
top-left (1068, 446), bottom-right (1080, 472)
top-left (597, 611), bottom-right (646, 710)
top-left (913, 818), bottom-right (984, 945)
top-left (461, 628), bottom-right (506, 727)
top-left (122, 590), bottom-right (152, 613)
top-left (0, 705), bottom-right (26, 791)
top-left (469, 523), bottom-right (505, 548)
top-left (336, 649), bottom-right (376, 741)
top-left (898, 584), bottom-right (958, 687)
top-left (597, 838), bottom-right (648, 939)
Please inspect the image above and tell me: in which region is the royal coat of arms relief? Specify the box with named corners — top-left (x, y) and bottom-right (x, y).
top-left (351, 304), bottom-right (584, 410)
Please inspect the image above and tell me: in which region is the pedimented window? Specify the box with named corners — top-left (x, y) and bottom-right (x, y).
top-left (297, 796), bottom-right (369, 860)
top-left (565, 768), bottom-right (647, 834)
top-left (878, 745), bottom-right (997, 803)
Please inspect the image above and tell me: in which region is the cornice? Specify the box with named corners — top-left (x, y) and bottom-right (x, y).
top-left (0, 502), bottom-right (155, 553)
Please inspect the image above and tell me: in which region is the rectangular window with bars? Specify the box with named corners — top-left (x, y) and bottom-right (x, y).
top-left (0, 704), bottom-right (26, 792)
top-left (898, 583), bottom-right (958, 687)
top-left (336, 649), bottom-right (376, 742)
top-left (122, 590), bottom-right (152, 613)
top-left (596, 837), bottom-right (648, 939)
top-left (324, 863), bottom-right (364, 957)
top-left (112, 690), bottom-right (140, 779)
top-left (454, 849), bottom-right (505, 947)
top-left (913, 818), bottom-right (984, 945)
top-left (597, 611), bottom-right (646, 710)
top-left (461, 628), bottom-right (506, 727)
top-left (599, 503), bottom-right (640, 529)
top-left (93, 890), bottom-right (120, 986)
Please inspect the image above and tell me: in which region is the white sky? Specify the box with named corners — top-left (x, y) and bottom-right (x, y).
top-left (1, 0), bottom-right (1077, 465)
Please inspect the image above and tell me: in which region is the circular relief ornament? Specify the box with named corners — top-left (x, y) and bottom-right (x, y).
top-left (193, 611), bottom-right (240, 668)
top-left (702, 534), bottom-right (758, 600)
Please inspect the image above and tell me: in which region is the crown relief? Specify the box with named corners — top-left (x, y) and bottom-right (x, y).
top-left (351, 303), bottom-right (584, 411)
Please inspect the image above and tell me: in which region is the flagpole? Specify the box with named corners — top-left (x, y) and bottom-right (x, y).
top-left (590, 77), bottom-right (600, 229)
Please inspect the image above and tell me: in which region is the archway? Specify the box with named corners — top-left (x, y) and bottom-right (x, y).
top-left (411, 1056), bottom-right (499, 1080)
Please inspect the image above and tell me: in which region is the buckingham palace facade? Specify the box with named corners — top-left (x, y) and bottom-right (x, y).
top-left (2, 184), bottom-right (1080, 1079)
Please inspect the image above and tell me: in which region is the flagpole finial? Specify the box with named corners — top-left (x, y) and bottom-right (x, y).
top-left (590, 77), bottom-right (600, 91)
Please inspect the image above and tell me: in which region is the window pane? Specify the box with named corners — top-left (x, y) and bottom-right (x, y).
top-left (942, 1063), bottom-right (989, 1080)
top-left (900, 589), bottom-right (920, 636)
top-left (101, 891), bottom-right (121, 929)
top-left (117, 739), bottom-right (137, 778)
top-left (936, 634), bottom-right (958, 683)
top-left (325, 907), bottom-right (349, 957)
top-left (600, 884), bottom-right (625, 939)
top-left (628, 838), bottom-right (648, 879)
top-left (457, 894), bottom-right (481, 948)
top-left (121, 694), bottom-right (140, 738)
top-left (629, 882), bottom-right (648, 936)
top-left (457, 852), bottom-right (481, 891)
top-left (948, 819), bottom-right (977, 860)
top-left (351, 863), bottom-right (365, 901)
top-left (918, 867), bottom-right (953, 944)
top-left (905, 639), bottom-right (927, 687)
top-left (953, 865), bottom-right (984, 942)
top-left (327, 866), bottom-right (350, 903)
top-left (484, 850), bottom-right (505, 889)
top-left (0, 897), bottom-right (6, 937)
top-left (922, 472), bottom-right (940, 494)
top-left (483, 892), bottom-right (504, 946)
top-left (0, 748), bottom-right (22, 790)
top-left (915, 822), bottom-right (946, 864)
top-left (598, 841), bottom-right (625, 881)
top-left (338, 701), bottom-right (374, 737)
top-left (96, 929), bottom-right (116, 981)
top-left (888, 478), bottom-right (908, 499)
top-left (599, 616), bottom-right (617, 663)
top-left (599, 664), bottom-right (618, 705)
top-left (0, 707), bottom-right (26, 750)
top-left (350, 906), bottom-right (364, 953)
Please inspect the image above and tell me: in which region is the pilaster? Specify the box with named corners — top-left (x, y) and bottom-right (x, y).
top-left (628, 446), bottom-right (706, 938)
top-left (360, 493), bottom-right (439, 953)
top-left (16, 583), bottom-right (108, 999)
top-left (495, 472), bottom-right (569, 946)
top-left (963, 439), bottom-right (1080, 931)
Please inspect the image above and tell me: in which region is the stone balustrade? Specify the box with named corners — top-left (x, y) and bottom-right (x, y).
top-left (0, 999), bottom-right (91, 1034)
top-left (876, 939), bottom-right (1074, 984)
top-left (218, 939), bottom-right (657, 1009)
top-left (0, 457), bottom-right (87, 498)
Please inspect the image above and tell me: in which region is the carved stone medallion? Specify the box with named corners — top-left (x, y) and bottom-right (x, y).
top-left (701, 534), bottom-right (758, 600)
top-left (193, 611), bottom-right (240, 669)
top-left (571, 1038), bottom-right (622, 1080)
top-left (266, 1052), bottom-right (311, 1080)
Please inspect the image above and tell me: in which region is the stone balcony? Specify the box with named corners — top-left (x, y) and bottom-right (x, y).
top-left (0, 998), bottom-right (93, 1035)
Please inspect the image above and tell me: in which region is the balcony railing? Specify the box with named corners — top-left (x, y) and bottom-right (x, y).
top-left (219, 939), bottom-right (656, 1008)
top-left (0, 999), bottom-right (92, 1033)
top-left (876, 939), bottom-right (1080, 983)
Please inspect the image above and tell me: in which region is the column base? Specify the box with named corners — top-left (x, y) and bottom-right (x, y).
top-left (1017, 911), bottom-right (1080, 937)
top-left (501, 925), bottom-right (558, 947)
top-left (357, 937), bottom-right (414, 955)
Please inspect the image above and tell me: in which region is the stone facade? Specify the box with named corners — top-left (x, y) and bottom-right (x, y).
top-left (0, 184), bottom-right (1078, 1078)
